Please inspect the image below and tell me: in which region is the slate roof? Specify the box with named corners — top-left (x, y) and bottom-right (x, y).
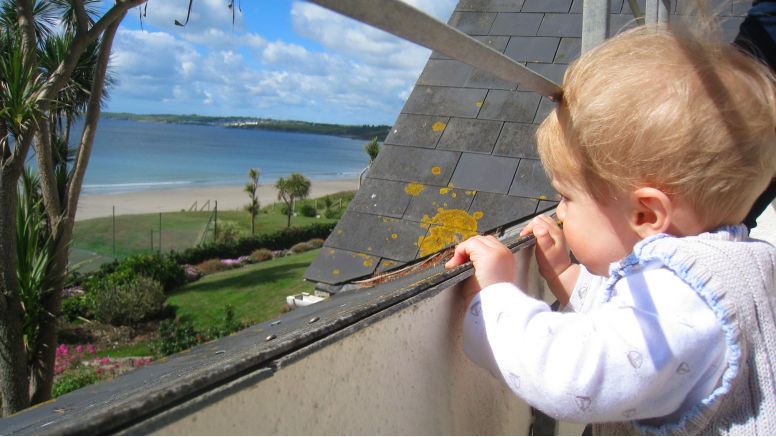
top-left (305, 0), bottom-right (750, 287)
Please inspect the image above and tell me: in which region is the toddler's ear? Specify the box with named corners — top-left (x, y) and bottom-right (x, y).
top-left (629, 187), bottom-right (672, 238)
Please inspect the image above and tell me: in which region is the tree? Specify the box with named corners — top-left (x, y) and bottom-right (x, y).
top-left (0, 0), bottom-right (146, 416)
top-left (275, 173), bottom-right (311, 228)
top-left (244, 167), bottom-right (260, 235)
top-left (358, 136), bottom-right (380, 188)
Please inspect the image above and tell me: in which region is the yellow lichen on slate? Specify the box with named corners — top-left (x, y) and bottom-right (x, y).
top-left (417, 208), bottom-right (482, 257)
top-left (439, 187), bottom-right (449, 195)
top-left (431, 166), bottom-right (441, 175)
top-left (404, 183), bottom-right (425, 196)
top-left (431, 121), bottom-right (447, 132)
top-left (332, 269), bottom-right (341, 276)
top-left (475, 101), bottom-right (483, 108)
top-left (356, 253), bottom-right (374, 267)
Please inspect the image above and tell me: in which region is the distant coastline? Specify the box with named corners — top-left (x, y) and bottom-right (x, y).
top-left (101, 112), bottom-right (391, 141)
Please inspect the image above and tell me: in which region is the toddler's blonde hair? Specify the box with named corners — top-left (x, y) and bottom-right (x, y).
top-left (537, 25), bottom-right (776, 229)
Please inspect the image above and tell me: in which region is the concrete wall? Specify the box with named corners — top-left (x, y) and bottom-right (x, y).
top-left (151, 281), bottom-right (530, 434)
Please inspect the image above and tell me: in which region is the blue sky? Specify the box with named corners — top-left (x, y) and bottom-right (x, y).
top-left (104, 0), bottom-right (457, 125)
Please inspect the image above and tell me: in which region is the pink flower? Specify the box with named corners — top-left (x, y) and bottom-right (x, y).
top-left (86, 343), bottom-right (95, 354)
top-left (95, 368), bottom-right (102, 375)
top-left (134, 359), bottom-right (142, 368)
top-left (144, 358), bottom-right (152, 366)
top-left (100, 357), bottom-right (110, 365)
top-left (75, 345), bottom-right (83, 354)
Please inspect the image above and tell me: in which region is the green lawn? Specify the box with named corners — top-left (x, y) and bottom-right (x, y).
top-left (70, 191), bottom-right (354, 271)
top-left (167, 249), bottom-right (319, 331)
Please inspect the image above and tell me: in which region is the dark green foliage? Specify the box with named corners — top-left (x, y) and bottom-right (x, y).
top-left (52, 369), bottom-right (102, 398)
top-left (61, 295), bottom-right (90, 322)
top-left (89, 274), bottom-right (166, 326)
top-left (306, 238), bottom-right (324, 249)
top-left (153, 318), bottom-right (200, 357)
top-left (99, 253), bottom-right (186, 293)
top-left (172, 222), bottom-right (336, 265)
top-left (299, 204), bottom-right (317, 217)
top-left (205, 304), bottom-right (243, 339)
top-left (324, 208), bottom-right (342, 219)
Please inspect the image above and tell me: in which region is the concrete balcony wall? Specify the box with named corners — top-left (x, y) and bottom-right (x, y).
top-left (131, 250), bottom-right (550, 435)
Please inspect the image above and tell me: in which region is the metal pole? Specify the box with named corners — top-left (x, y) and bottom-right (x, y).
top-left (582, 0), bottom-right (610, 54)
top-left (150, 229), bottom-right (154, 252)
top-left (159, 212), bottom-right (162, 253)
top-left (214, 200), bottom-right (218, 242)
top-left (112, 206), bottom-right (116, 259)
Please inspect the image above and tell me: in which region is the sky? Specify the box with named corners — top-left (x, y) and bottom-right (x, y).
top-left (103, 0), bottom-right (458, 125)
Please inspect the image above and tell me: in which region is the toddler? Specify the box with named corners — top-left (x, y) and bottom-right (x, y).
top-left (446, 26), bottom-right (776, 435)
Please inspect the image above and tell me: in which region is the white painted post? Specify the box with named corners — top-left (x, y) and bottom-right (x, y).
top-left (582, 0), bottom-right (611, 54)
top-left (645, 0), bottom-right (670, 25)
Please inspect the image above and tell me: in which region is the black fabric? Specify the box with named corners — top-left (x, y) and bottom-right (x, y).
top-left (735, 2), bottom-right (776, 230)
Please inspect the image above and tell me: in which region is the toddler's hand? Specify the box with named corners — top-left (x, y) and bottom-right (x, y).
top-left (445, 235), bottom-right (516, 306)
top-left (520, 215), bottom-right (572, 279)
top-left (520, 215), bottom-right (577, 305)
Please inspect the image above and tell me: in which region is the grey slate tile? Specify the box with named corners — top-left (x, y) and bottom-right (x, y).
top-left (623, 0), bottom-right (646, 15)
top-left (367, 145), bottom-right (460, 186)
top-left (478, 90), bottom-right (542, 123)
top-left (349, 178), bottom-right (413, 219)
top-left (534, 96), bottom-right (556, 123)
top-left (538, 13), bottom-right (583, 37)
top-left (508, 158), bottom-right (555, 199)
top-left (456, 0), bottom-right (525, 12)
top-left (305, 247), bottom-right (379, 284)
top-left (403, 86), bottom-right (488, 118)
top-left (417, 59), bottom-right (474, 87)
top-left (449, 153), bottom-right (520, 194)
top-left (465, 67), bottom-right (518, 90)
top-left (570, 0), bottom-right (624, 13)
top-left (325, 212), bottom-right (426, 262)
top-left (522, 0), bottom-right (572, 13)
top-left (403, 186), bottom-right (476, 222)
top-left (431, 35), bottom-right (509, 60)
top-left (720, 16), bottom-right (745, 42)
top-left (554, 37), bottom-right (581, 64)
top-left (505, 36), bottom-right (560, 63)
top-left (537, 200), bottom-right (559, 214)
top-left (526, 62), bottom-right (567, 84)
top-left (468, 192), bottom-right (539, 231)
top-left (489, 13), bottom-right (544, 36)
top-left (493, 122), bottom-right (538, 158)
top-left (437, 117), bottom-right (503, 154)
top-left (448, 11), bottom-right (497, 34)
top-left (384, 114), bottom-right (449, 149)
top-left (375, 258), bottom-right (402, 274)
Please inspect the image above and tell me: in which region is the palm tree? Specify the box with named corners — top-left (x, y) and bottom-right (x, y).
top-left (0, 0), bottom-right (145, 416)
top-left (358, 136), bottom-right (380, 188)
top-left (244, 168), bottom-right (260, 235)
top-left (276, 173), bottom-right (311, 228)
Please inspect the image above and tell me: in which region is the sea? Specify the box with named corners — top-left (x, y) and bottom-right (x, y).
top-left (70, 118), bottom-right (370, 195)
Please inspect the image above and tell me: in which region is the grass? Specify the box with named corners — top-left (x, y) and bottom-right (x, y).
top-left (70, 191), bottom-right (354, 271)
top-left (167, 249), bottom-right (319, 331)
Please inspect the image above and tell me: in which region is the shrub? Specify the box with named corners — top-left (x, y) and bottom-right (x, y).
top-left (90, 274), bottom-right (166, 326)
top-left (111, 253), bottom-right (186, 292)
top-left (52, 369), bottom-right (102, 398)
top-left (290, 242), bottom-right (314, 254)
top-left (299, 203), bottom-right (317, 217)
top-left (183, 264), bottom-right (203, 281)
top-left (206, 304), bottom-right (244, 339)
top-left (61, 295), bottom-right (90, 322)
top-left (307, 238), bottom-right (325, 249)
top-left (172, 222), bottom-right (336, 265)
top-left (215, 222), bottom-right (240, 245)
top-left (250, 248), bottom-right (273, 263)
top-left (195, 259), bottom-right (228, 275)
top-left (154, 318), bottom-right (201, 357)
top-left (324, 208), bottom-right (341, 219)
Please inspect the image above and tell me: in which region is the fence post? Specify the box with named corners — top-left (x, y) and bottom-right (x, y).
top-left (112, 206), bottom-right (116, 259)
top-left (150, 229), bottom-right (154, 252)
top-left (159, 212), bottom-right (162, 253)
top-left (214, 200), bottom-right (219, 242)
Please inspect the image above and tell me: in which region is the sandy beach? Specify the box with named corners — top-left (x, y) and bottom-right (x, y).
top-left (75, 178), bottom-right (360, 221)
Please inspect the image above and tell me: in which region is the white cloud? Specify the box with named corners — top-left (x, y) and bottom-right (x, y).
top-left (108, 0), bottom-right (459, 124)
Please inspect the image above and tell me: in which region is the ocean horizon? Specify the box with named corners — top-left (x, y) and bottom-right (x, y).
top-left (67, 118), bottom-right (370, 195)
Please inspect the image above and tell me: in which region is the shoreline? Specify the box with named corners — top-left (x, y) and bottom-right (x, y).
top-left (75, 178), bottom-right (359, 221)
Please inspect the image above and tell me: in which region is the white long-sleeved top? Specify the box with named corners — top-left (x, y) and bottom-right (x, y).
top-left (463, 261), bottom-right (727, 424)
